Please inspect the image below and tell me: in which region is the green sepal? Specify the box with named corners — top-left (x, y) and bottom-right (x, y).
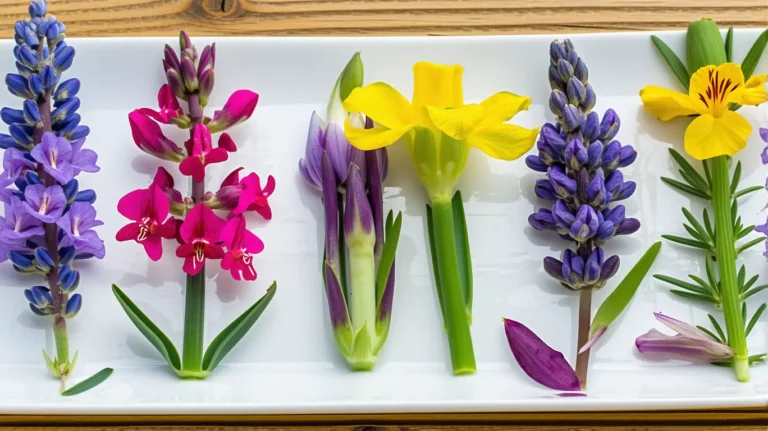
top-left (586, 242), bottom-right (662, 341)
top-left (425, 203), bottom-right (446, 324)
top-left (61, 368), bottom-right (113, 397)
top-left (451, 190), bottom-right (473, 322)
top-left (725, 26), bottom-right (734, 62)
top-left (651, 35), bottom-right (690, 90)
top-left (43, 350), bottom-right (59, 378)
top-left (202, 282), bottom-right (277, 372)
top-left (740, 29), bottom-right (768, 80)
top-left (112, 284), bottom-right (181, 371)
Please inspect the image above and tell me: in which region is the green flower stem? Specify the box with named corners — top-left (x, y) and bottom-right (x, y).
top-left (711, 155), bottom-right (749, 381)
top-left (575, 287), bottom-right (592, 390)
top-left (348, 246), bottom-right (376, 337)
top-left (53, 316), bottom-right (69, 363)
top-left (431, 198), bottom-right (476, 375)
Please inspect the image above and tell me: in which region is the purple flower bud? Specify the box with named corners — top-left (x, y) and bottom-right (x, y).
top-left (596, 220), bottom-right (615, 242)
top-left (615, 181), bottom-right (637, 201)
top-left (27, 73), bottom-right (43, 98)
top-left (69, 125), bottom-right (89, 140)
top-left (525, 155), bottom-right (548, 172)
top-left (603, 205), bottom-right (625, 226)
top-left (564, 137), bottom-right (588, 170)
top-left (586, 141), bottom-right (603, 168)
top-left (599, 109), bottom-right (620, 142)
top-left (59, 266), bottom-right (80, 293)
top-left (166, 68), bottom-right (186, 101)
top-left (198, 68), bottom-right (214, 105)
top-left (562, 249), bottom-right (584, 286)
top-left (618, 145), bottom-right (637, 167)
top-left (605, 169), bottom-right (624, 195)
top-left (601, 140), bottom-right (620, 171)
top-left (51, 96), bottom-right (79, 122)
top-left (64, 293), bottom-right (82, 318)
top-left (583, 112), bottom-right (600, 142)
top-left (552, 200), bottom-right (575, 233)
top-left (548, 65), bottom-right (565, 91)
top-left (0, 133), bottom-right (19, 150)
top-left (574, 58), bottom-right (588, 83)
top-left (570, 205), bottom-right (599, 242)
top-left (180, 53), bottom-right (198, 92)
top-left (344, 164), bottom-right (374, 239)
top-left (179, 30), bottom-right (192, 52)
top-left (549, 42), bottom-right (567, 65)
top-left (616, 218), bottom-right (641, 236)
top-left (586, 174), bottom-right (607, 207)
top-left (17, 46), bottom-right (37, 69)
top-left (52, 45), bottom-right (74, 71)
top-left (321, 151), bottom-right (340, 264)
top-left (583, 247), bottom-right (604, 284)
top-left (1, 108), bottom-right (24, 125)
top-left (534, 179), bottom-right (557, 200)
top-left (6, 73), bottom-right (31, 98)
top-left (557, 59), bottom-right (574, 82)
top-left (561, 105), bottom-right (582, 132)
top-left (164, 44), bottom-right (180, 72)
top-left (16, 22), bottom-right (38, 47)
top-left (599, 255), bottom-right (620, 281)
top-left (54, 78), bottom-right (79, 101)
top-left (529, 208), bottom-right (557, 232)
top-left (566, 77), bottom-right (586, 106)
top-left (549, 89), bottom-right (567, 116)
top-left (9, 123), bottom-right (33, 147)
top-left (547, 166), bottom-right (576, 199)
top-left (54, 113), bottom-right (80, 136)
top-left (22, 99), bottom-right (40, 125)
top-left (39, 65), bottom-right (56, 89)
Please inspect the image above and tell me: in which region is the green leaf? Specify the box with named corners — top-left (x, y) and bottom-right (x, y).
top-left (42, 350), bottom-right (59, 377)
top-left (112, 284), bottom-right (181, 370)
top-left (683, 224), bottom-right (704, 242)
top-left (742, 274), bottom-right (760, 294)
top-left (733, 186), bottom-right (763, 199)
top-left (702, 209), bottom-right (715, 240)
top-left (725, 26), bottom-right (734, 62)
top-left (708, 314), bottom-right (727, 342)
top-left (730, 199), bottom-right (739, 223)
top-left (661, 177), bottom-right (710, 199)
top-left (741, 29), bottom-right (768, 80)
top-left (336, 193), bottom-right (348, 303)
top-left (681, 207), bottom-right (710, 243)
top-left (451, 191), bottom-right (473, 320)
top-left (730, 161), bottom-right (742, 194)
top-left (654, 274), bottom-right (711, 296)
top-left (588, 242), bottom-right (662, 339)
top-left (746, 303), bottom-right (766, 337)
top-left (737, 265), bottom-right (746, 291)
top-left (202, 283), bottom-right (277, 372)
top-left (669, 149), bottom-right (708, 192)
top-left (702, 159), bottom-right (713, 188)
top-left (670, 290), bottom-right (718, 304)
top-left (661, 234), bottom-right (712, 251)
top-left (651, 35), bottom-right (690, 90)
top-left (737, 237), bottom-right (765, 256)
top-left (705, 255), bottom-right (719, 296)
top-left (61, 368), bottom-right (113, 396)
top-left (737, 225), bottom-right (755, 240)
top-left (697, 325), bottom-right (724, 343)
top-left (376, 211), bottom-right (402, 308)
top-left (425, 204), bottom-right (445, 323)
top-left (742, 284), bottom-right (768, 301)
top-left (689, 274), bottom-right (714, 294)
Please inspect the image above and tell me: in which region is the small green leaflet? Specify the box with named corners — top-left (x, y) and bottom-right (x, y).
top-left (61, 368), bottom-right (113, 396)
top-left (650, 36), bottom-right (689, 90)
top-left (741, 29), bottom-right (768, 80)
top-left (725, 27), bottom-right (734, 62)
top-left (583, 242), bottom-right (662, 350)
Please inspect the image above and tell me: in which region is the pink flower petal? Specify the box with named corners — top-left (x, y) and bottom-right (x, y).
top-left (221, 168), bottom-right (243, 188)
top-left (115, 223), bottom-right (140, 242)
top-left (206, 147), bottom-right (229, 165)
top-left (117, 189), bottom-right (150, 221)
top-left (218, 133), bottom-right (237, 152)
top-left (183, 256), bottom-right (204, 275)
top-left (148, 184), bottom-right (170, 222)
top-left (263, 175), bottom-right (276, 196)
top-left (242, 228), bottom-right (264, 254)
top-left (142, 235), bottom-right (164, 261)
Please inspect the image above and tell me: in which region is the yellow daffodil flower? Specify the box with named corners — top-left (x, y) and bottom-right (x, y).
top-left (343, 61), bottom-right (539, 200)
top-left (640, 62), bottom-right (768, 160)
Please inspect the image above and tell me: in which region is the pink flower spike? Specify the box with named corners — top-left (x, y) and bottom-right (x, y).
top-left (128, 110), bottom-right (185, 162)
top-left (218, 133), bottom-right (237, 152)
top-left (137, 84), bottom-right (184, 124)
top-left (179, 124), bottom-right (229, 182)
top-left (115, 184), bottom-right (177, 261)
top-left (207, 90), bottom-right (259, 133)
top-left (220, 215), bottom-right (264, 281)
top-left (176, 203), bottom-right (226, 275)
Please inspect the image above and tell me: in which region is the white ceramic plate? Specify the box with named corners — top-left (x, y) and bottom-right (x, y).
top-left (1, 30), bottom-right (767, 415)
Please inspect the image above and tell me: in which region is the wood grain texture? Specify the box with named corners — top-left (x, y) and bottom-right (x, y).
top-left (0, 0), bottom-right (764, 36)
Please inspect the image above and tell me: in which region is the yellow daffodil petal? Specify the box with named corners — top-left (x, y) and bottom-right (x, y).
top-left (640, 85), bottom-right (700, 121)
top-left (683, 111), bottom-right (751, 160)
top-left (466, 124), bottom-right (539, 161)
top-left (478, 91), bottom-right (532, 125)
top-left (426, 104), bottom-right (484, 140)
top-left (736, 73), bottom-right (768, 106)
top-left (343, 83), bottom-right (415, 132)
top-left (344, 117), bottom-right (410, 151)
top-left (412, 62), bottom-right (464, 110)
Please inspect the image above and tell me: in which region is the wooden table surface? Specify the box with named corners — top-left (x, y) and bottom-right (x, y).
top-left (2, 0), bottom-right (768, 429)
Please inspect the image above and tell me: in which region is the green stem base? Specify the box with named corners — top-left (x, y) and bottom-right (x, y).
top-left (175, 369), bottom-right (211, 380)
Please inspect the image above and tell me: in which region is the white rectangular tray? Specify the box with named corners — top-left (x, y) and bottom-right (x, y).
top-left (1, 30), bottom-right (767, 415)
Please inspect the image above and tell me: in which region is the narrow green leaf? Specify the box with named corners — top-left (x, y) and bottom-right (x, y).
top-left (451, 191), bottom-right (473, 319)
top-left (661, 234), bottom-right (712, 251)
top-left (651, 35), bottom-right (690, 89)
top-left (202, 283), bottom-right (277, 372)
top-left (737, 237), bottom-right (765, 256)
top-left (702, 159), bottom-right (712, 188)
top-left (654, 274), bottom-right (712, 296)
top-left (730, 199), bottom-right (739, 224)
top-left (746, 303), bottom-right (766, 337)
top-left (730, 161), bottom-right (742, 194)
top-left (725, 26), bottom-right (734, 62)
top-left (737, 225), bottom-right (755, 240)
top-left (733, 216), bottom-right (742, 233)
top-left (385, 210), bottom-right (394, 234)
top-left (709, 314), bottom-right (727, 342)
top-left (733, 186), bottom-right (763, 199)
top-left (737, 265), bottom-right (746, 292)
top-left (697, 325), bottom-right (724, 343)
top-left (689, 274), bottom-right (715, 295)
top-left (112, 284), bottom-right (181, 370)
top-left (425, 204), bottom-right (445, 322)
top-left (705, 255), bottom-right (718, 295)
top-left (337, 195), bottom-right (348, 303)
top-left (742, 284), bottom-right (768, 301)
top-left (669, 149), bottom-right (708, 192)
top-left (42, 350), bottom-right (58, 377)
top-left (61, 368), bottom-right (113, 396)
top-left (670, 290), bottom-right (718, 304)
top-left (741, 29), bottom-right (768, 79)
top-left (742, 302), bottom-right (747, 324)
top-left (682, 224), bottom-right (703, 243)
top-left (376, 211), bottom-right (402, 307)
top-left (681, 208), bottom-right (710, 242)
top-left (702, 209), bottom-right (715, 240)
top-left (742, 275), bottom-right (760, 295)
top-left (588, 242), bottom-right (661, 338)
top-left (661, 177), bottom-right (710, 199)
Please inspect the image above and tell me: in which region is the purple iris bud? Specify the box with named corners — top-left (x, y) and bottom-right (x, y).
top-left (618, 145), bottom-right (637, 167)
top-left (583, 112), bottom-right (600, 142)
top-left (535, 179), bottom-right (557, 200)
top-left (69, 125), bottom-right (89, 140)
top-left (6, 73), bottom-right (31, 98)
top-left (548, 65), bottom-right (565, 91)
top-left (599, 255), bottom-right (620, 281)
top-left (570, 204), bottom-right (599, 242)
top-left (74, 189), bottom-right (96, 203)
top-left (9, 123), bottom-right (33, 148)
top-left (344, 164), bottom-right (374, 239)
top-left (52, 45), bottom-right (75, 71)
top-left (586, 174), bottom-right (607, 207)
top-left (39, 65), bottom-right (56, 89)
top-left (547, 166), bottom-right (577, 199)
top-left (586, 141), bottom-right (603, 168)
top-left (30, 132), bottom-right (75, 183)
top-left (561, 104), bottom-right (582, 132)
top-left (53, 78), bottom-right (79, 101)
top-left (64, 293), bottom-right (82, 318)
top-left (566, 77), bottom-right (586, 106)
top-left (51, 96), bottom-right (79, 122)
top-left (636, 313), bottom-right (733, 364)
top-left (1, 107), bottom-right (24, 125)
top-left (529, 208), bottom-right (557, 232)
top-left (525, 155), bottom-right (548, 172)
top-left (562, 249), bottom-right (584, 286)
top-left (557, 59), bottom-right (574, 82)
top-left (599, 109), bottom-right (620, 142)
top-left (616, 218), bottom-right (641, 236)
top-left (564, 137), bottom-right (588, 170)
top-left (33, 246), bottom-right (54, 271)
top-left (22, 100), bottom-right (40, 125)
top-left (56, 201), bottom-right (105, 256)
top-left (22, 184), bottom-right (66, 223)
top-left (549, 89), bottom-right (567, 116)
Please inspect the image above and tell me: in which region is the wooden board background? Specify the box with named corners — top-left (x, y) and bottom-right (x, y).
top-left (1, 0), bottom-right (767, 429)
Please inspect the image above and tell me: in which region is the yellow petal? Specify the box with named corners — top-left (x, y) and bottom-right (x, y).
top-left (412, 62), bottom-right (464, 110)
top-left (735, 73), bottom-right (768, 106)
top-left (683, 111), bottom-right (751, 160)
top-left (640, 85), bottom-right (700, 121)
top-left (689, 63), bottom-right (745, 116)
top-left (466, 124), bottom-right (539, 161)
top-left (344, 117), bottom-right (410, 151)
top-left (343, 83), bottom-right (415, 132)
top-left (426, 104), bottom-right (484, 140)
top-left (478, 91), bottom-right (532, 125)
